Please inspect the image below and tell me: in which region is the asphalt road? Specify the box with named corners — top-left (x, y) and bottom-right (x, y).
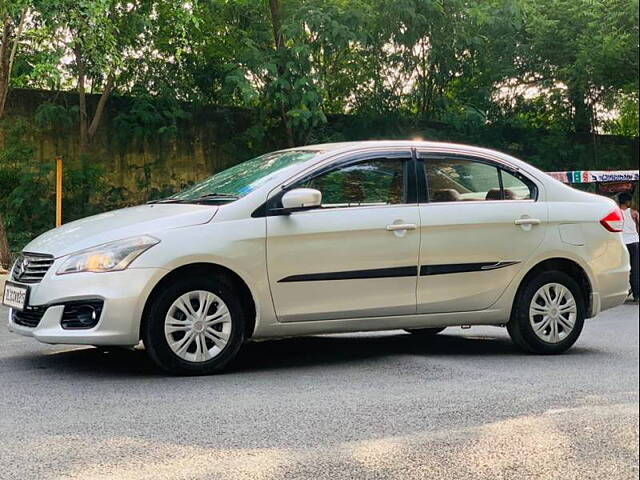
top-left (0, 303), bottom-right (638, 480)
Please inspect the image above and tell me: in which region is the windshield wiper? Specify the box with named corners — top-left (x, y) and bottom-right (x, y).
top-left (146, 198), bottom-right (185, 204)
top-left (147, 193), bottom-right (239, 205)
top-left (189, 193), bottom-right (240, 204)
top-left (193, 193), bottom-right (240, 200)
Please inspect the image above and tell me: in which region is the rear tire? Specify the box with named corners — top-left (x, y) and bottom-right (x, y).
top-left (405, 327), bottom-right (446, 335)
top-left (142, 274), bottom-right (246, 375)
top-left (508, 270), bottom-right (585, 354)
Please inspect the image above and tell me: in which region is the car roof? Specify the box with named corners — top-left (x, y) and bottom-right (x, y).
top-left (292, 140), bottom-right (511, 158)
top-left (287, 140), bottom-right (530, 171)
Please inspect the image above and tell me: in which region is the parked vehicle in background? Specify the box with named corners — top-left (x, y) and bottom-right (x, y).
top-left (4, 141), bottom-right (631, 374)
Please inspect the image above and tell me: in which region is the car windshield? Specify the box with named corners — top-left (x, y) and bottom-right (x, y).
top-left (162, 150), bottom-right (320, 204)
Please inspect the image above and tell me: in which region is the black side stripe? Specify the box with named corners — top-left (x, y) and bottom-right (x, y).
top-left (278, 261), bottom-right (520, 283)
top-left (420, 261), bottom-right (520, 276)
top-left (278, 266), bottom-right (417, 282)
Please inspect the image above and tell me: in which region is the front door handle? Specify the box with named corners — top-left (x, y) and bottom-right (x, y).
top-left (386, 223), bottom-right (417, 231)
top-left (514, 218), bottom-right (541, 226)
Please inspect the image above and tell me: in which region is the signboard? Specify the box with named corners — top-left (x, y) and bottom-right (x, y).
top-left (596, 182), bottom-right (636, 194)
top-left (547, 170), bottom-right (640, 184)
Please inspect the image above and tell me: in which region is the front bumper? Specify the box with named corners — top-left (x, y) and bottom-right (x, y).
top-left (7, 267), bottom-right (167, 346)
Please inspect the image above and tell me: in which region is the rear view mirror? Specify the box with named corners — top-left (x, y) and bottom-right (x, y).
top-left (280, 188), bottom-right (322, 213)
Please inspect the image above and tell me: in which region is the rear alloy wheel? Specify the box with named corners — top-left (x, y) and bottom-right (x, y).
top-left (528, 283), bottom-right (577, 344)
top-left (508, 271), bottom-right (585, 354)
top-left (143, 276), bottom-right (245, 375)
top-left (405, 327), bottom-right (446, 335)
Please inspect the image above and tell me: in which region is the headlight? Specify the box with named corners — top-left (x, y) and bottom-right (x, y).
top-left (57, 235), bottom-right (159, 275)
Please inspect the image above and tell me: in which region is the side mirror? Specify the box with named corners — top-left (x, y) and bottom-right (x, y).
top-left (280, 188), bottom-right (322, 213)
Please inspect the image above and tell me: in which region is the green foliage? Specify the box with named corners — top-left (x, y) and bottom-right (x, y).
top-left (0, 0), bottom-right (637, 252)
top-left (515, 0), bottom-right (639, 133)
top-left (603, 93), bottom-right (640, 137)
top-left (0, 119), bottom-right (51, 250)
top-left (3, 0), bottom-right (637, 141)
top-left (34, 103), bottom-right (76, 134)
top-left (0, 120), bottom-right (126, 252)
top-left (2, 164), bottom-right (55, 251)
top-left (112, 94), bottom-right (191, 146)
top-left (0, 119), bottom-right (35, 166)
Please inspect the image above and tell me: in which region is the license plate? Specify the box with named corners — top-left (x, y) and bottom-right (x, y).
top-left (2, 281), bottom-right (29, 311)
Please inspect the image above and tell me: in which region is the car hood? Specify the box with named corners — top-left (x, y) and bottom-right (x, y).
top-left (23, 204), bottom-right (219, 257)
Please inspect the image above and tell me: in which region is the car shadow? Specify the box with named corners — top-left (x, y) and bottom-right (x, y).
top-left (8, 345), bottom-right (160, 377)
top-left (8, 330), bottom-right (598, 378)
top-left (231, 332), bottom-right (521, 372)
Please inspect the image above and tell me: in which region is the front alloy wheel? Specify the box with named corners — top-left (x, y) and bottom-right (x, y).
top-left (143, 275), bottom-right (246, 375)
top-left (164, 291), bottom-right (232, 363)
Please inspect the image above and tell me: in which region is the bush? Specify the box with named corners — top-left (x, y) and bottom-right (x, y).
top-left (0, 121), bottom-right (132, 253)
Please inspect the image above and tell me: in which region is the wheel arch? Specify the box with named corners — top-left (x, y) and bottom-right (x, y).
top-left (512, 257), bottom-right (593, 319)
top-left (139, 262), bottom-right (257, 341)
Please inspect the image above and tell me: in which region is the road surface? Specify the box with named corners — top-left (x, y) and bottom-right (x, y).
top-left (0, 303), bottom-right (638, 479)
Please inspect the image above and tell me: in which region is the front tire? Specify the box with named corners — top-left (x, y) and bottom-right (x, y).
top-left (508, 270), bottom-right (585, 354)
top-left (142, 275), bottom-right (246, 375)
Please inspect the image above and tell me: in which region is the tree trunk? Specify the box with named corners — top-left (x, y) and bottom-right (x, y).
top-left (570, 87), bottom-right (591, 134)
top-left (267, 0), bottom-right (295, 147)
top-left (0, 17), bottom-right (12, 119)
top-left (0, 10), bottom-right (27, 119)
top-left (280, 104), bottom-right (295, 148)
top-left (0, 214), bottom-right (11, 271)
top-left (268, 0), bottom-right (284, 50)
top-left (419, 38), bottom-right (428, 115)
top-left (88, 73), bottom-right (114, 139)
top-left (74, 43), bottom-right (89, 152)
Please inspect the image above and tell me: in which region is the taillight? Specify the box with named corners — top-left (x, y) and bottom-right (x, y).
top-left (600, 208), bottom-right (624, 232)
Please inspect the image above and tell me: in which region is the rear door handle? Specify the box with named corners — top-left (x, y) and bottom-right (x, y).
top-left (386, 223), bottom-right (417, 231)
top-left (514, 218), bottom-right (541, 226)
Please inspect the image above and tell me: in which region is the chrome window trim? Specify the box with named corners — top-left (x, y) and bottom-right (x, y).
top-left (261, 148), bottom-right (416, 216)
top-left (418, 199), bottom-right (537, 207)
top-left (279, 146), bottom-right (414, 191)
top-left (417, 149), bottom-right (541, 204)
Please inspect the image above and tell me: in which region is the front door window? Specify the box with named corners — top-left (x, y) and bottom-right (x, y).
top-left (302, 158), bottom-right (407, 207)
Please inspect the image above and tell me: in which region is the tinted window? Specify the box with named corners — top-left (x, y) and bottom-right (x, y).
top-left (425, 157), bottom-right (536, 202)
top-left (501, 170), bottom-right (535, 200)
top-left (303, 158), bottom-right (406, 207)
top-left (426, 158), bottom-right (501, 202)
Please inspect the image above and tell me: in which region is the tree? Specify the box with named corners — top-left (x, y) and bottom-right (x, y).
top-left (267, 0), bottom-right (295, 146)
top-left (515, 0), bottom-right (639, 133)
top-left (38, 0), bottom-right (160, 151)
top-left (189, 0), bottom-right (327, 147)
top-left (0, 214), bottom-right (10, 270)
top-left (2, 0), bottom-right (639, 146)
top-left (0, 1), bottom-right (29, 119)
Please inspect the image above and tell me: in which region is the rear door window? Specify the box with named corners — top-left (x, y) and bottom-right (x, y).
top-left (424, 156), bottom-right (536, 202)
top-left (426, 157), bottom-right (501, 202)
top-left (501, 170), bottom-right (536, 200)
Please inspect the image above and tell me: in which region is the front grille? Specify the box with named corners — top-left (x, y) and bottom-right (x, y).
top-left (11, 252), bottom-right (55, 284)
top-left (12, 306), bottom-right (47, 328)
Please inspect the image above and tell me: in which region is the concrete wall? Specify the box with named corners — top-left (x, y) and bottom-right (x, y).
top-left (1, 89), bottom-right (258, 202)
top-left (2, 88), bottom-right (638, 204)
